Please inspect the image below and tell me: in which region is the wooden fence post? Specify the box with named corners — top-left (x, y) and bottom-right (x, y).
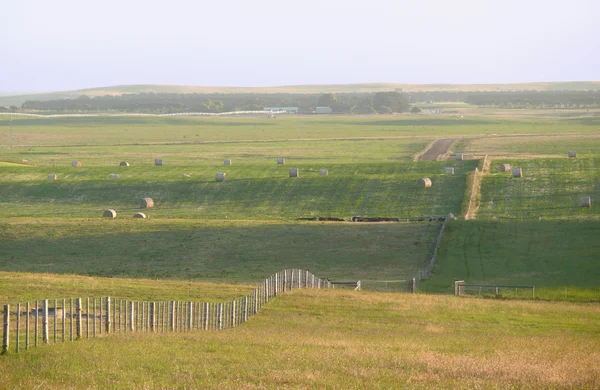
top-left (86, 298), bottom-right (89, 338)
top-left (75, 298), bottom-right (82, 340)
top-left (170, 301), bottom-right (175, 331)
top-left (217, 303), bottom-right (223, 330)
top-left (129, 301), bottom-right (135, 331)
top-left (2, 304), bottom-right (9, 354)
top-left (105, 297), bottom-right (111, 334)
top-left (187, 302), bottom-right (193, 331)
top-left (16, 303), bottom-right (20, 353)
top-left (53, 299), bottom-right (57, 343)
top-left (150, 302), bottom-right (156, 332)
top-left (43, 299), bottom-right (49, 343)
top-left (69, 298), bottom-right (73, 342)
top-left (410, 278), bottom-right (416, 294)
top-left (35, 300), bottom-right (39, 346)
top-left (26, 302), bottom-right (30, 350)
top-left (230, 301), bottom-right (236, 328)
top-left (242, 296), bottom-right (248, 323)
top-left (454, 281), bottom-right (464, 296)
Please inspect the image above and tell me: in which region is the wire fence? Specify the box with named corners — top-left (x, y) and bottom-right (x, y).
top-left (1, 269), bottom-right (332, 355)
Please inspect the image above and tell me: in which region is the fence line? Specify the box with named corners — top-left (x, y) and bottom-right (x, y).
top-left (1, 269), bottom-right (331, 355)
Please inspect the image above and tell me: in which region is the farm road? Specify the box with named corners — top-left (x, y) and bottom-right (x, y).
top-left (419, 138), bottom-right (457, 161)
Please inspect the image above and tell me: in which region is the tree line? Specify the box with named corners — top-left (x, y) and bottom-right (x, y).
top-left (8, 90), bottom-right (600, 114)
top-left (18, 92), bottom-right (410, 114)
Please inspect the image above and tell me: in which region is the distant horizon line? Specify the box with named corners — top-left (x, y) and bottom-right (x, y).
top-left (3, 80), bottom-right (600, 96)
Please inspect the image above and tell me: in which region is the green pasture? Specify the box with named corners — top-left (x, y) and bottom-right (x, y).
top-left (0, 218), bottom-right (439, 289)
top-left (454, 134), bottom-right (600, 157)
top-left (0, 138), bottom-right (428, 166)
top-left (1, 290), bottom-right (598, 388)
top-left (1, 115), bottom-right (599, 149)
top-left (0, 161), bottom-right (474, 219)
top-left (423, 220), bottom-right (600, 301)
top-left (477, 157), bottom-right (600, 220)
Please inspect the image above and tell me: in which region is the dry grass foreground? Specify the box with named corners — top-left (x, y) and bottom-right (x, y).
top-left (1, 289), bottom-right (598, 389)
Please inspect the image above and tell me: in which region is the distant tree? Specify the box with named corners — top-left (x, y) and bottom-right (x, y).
top-left (317, 93), bottom-right (337, 107)
top-left (410, 105), bottom-right (422, 113)
top-left (373, 92), bottom-right (409, 113)
top-left (8, 105), bottom-right (18, 112)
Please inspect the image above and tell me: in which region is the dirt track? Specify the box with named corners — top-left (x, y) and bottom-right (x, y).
top-left (419, 138), bottom-right (457, 161)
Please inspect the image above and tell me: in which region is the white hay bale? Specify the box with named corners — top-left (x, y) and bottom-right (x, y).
top-left (444, 167), bottom-right (454, 175)
top-left (568, 150), bottom-right (576, 158)
top-left (140, 197), bottom-right (154, 208)
top-left (21, 159), bottom-right (29, 164)
top-left (133, 212), bottom-right (147, 219)
top-left (110, 174), bottom-right (119, 179)
top-left (500, 164), bottom-right (511, 173)
top-left (512, 167), bottom-right (522, 178)
top-left (155, 158), bottom-right (163, 166)
top-left (216, 172), bottom-right (226, 182)
top-left (72, 161), bottom-right (83, 167)
top-left (183, 173), bottom-right (191, 177)
top-left (48, 174), bottom-right (57, 180)
top-left (277, 158), bottom-right (285, 164)
top-left (419, 178), bottom-right (432, 188)
top-left (103, 209), bottom-right (117, 218)
top-left (119, 161), bottom-right (130, 167)
top-left (455, 153), bottom-right (463, 161)
top-left (289, 168), bottom-right (299, 177)
top-left (224, 159), bottom-right (232, 165)
top-left (581, 196), bottom-right (591, 208)
top-left (319, 169), bottom-right (328, 175)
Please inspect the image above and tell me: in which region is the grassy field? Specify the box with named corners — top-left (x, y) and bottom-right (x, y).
top-left (0, 218), bottom-right (440, 288)
top-left (0, 289), bottom-right (598, 388)
top-left (0, 161), bottom-right (473, 219)
top-left (453, 133), bottom-right (600, 157)
top-left (423, 220), bottom-right (600, 301)
top-left (2, 115), bottom-right (599, 150)
top-left (476, 157), bottom-right (600, 220)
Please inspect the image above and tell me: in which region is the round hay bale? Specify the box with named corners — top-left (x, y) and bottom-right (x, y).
top-left (289, 168), bottom-right (299, 178)
top-left (455, 153), bottom-right (463, 161)
top-left (512, 167), bottom-right (523, 178)
top-left (72, 161), bottom-right (83, 167)
top-left (216, 172), bottom-right (226, 182)
top-left (444, 167), bottom-right (454, 175)
top-left (419, 178), bottom-right (432, 188)
top-left (581, 196), bottom-right (591, 208)
top-left (277, 158), bottom-right (285, 165)
top-left (119, 161), bottom-right (130, 167)
top-left (110, 174), bottom-right (119, 179)
top-left (319, 169), bottom-right (328, 175)
top-left (155, 158), bottom-right (163, 166)
top-left (48, 174), bottom-right (57, 180)
top-left (183, 173), bottom-right (191, 177)
top-left (133, 212), bottom-right (147, 219)
top-left (140, 197), bottom-right (154, 208)
top-left (500, 163), bottom-right (511, 173)
top-left (21, 159), bottom-right (29, 164)
top-left (568, 150), bottom-right (576, 158)
top-left (224, 159), bottom-right (232, 165)
top-left (103, 209), bottom-right (117, 218)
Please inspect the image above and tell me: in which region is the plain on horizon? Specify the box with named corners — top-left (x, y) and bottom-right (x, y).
top-left (2, 0), bottom-right (599, 93)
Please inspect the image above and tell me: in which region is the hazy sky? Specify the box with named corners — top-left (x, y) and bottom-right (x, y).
top-left (2, 0), bottom-right (599, 92)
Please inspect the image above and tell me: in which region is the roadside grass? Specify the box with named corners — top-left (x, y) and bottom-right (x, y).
top-left (476, 157), bottom-right (600, 220)
top-left (0, 161), bottom-right (475, 219)
top-left (0, 218), bottom-right (440, 287)
top-left (1, 289), bottom-right (598, 388)
top-left (421, 220), bottom-right (600, 301)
